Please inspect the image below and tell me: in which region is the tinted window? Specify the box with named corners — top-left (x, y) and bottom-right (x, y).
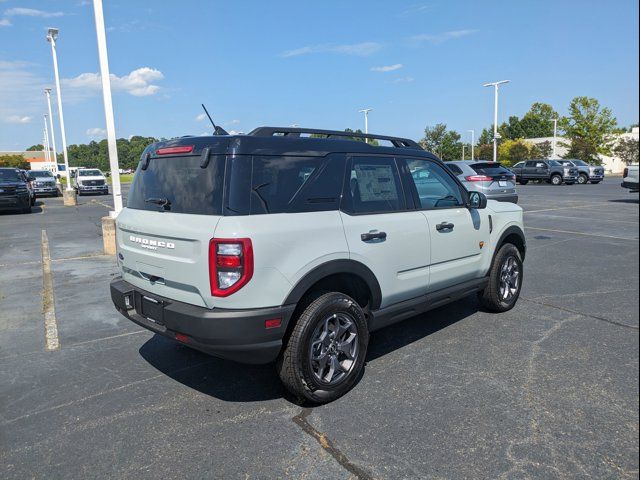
top-left (573, 160), bottom-right (588, 166)
top-left (30, 171), bottom-right (54, 178)
top-left (79, 169), bottom-right (102, 176)
top-left (127, 155), bottom-right (224, 215)
top-left (471, 162), bottom-right (513, 175)
top-left (405, 159), bottom-right (464, 209)
top-left (445, 163), bottom-right (463, 175)
top-left (0, 169), bottom-right (22, 182)
top-left (344, 156), bottom-right (404, 214)
top-left (525, 161), bottom-right (536, 167)
top-left (225, 155), bottom-right (341, 215)
top-left (548, 160), bottom-right (561, 166)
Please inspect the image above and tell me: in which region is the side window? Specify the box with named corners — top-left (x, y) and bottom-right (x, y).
top-left (513, 162), bottom-right (524, 169)
top-left (404, 158), bottom-right (464, 209)
top-left (445, 163), bottom-right (463, 175)
top-left (536, 162), bottom-right (546, 168)
top-left (525, 161), bottom-right (536, 168)
top-left (344, 156), bottom-right (405, 214)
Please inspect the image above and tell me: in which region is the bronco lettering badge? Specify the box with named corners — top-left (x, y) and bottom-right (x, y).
top-left (129, 235), bottom-right (175, 250)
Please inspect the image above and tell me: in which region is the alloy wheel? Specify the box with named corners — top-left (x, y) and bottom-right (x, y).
top-left (499, 256), bottom-right (520, 301)
top-left (309, 313), bottom-right (358, 385)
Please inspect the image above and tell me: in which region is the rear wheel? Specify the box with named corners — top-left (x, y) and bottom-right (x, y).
top-left (590, 181), bottom-right (601, 184)
top-left (551, 174), bottom-right (563, 185)
top-left (479, 243), bottom-right (523, 312)
top-left (518, 179), bottom-right (529, 185)
top-left (277, 292), bottom-right (368, 404)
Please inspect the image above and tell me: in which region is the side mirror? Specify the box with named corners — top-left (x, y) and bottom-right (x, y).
top-left (468, 191), bottom-right (487, 209)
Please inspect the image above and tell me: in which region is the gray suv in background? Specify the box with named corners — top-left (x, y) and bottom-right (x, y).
top-left (445, 161), bottom-right (518, 203)
top-left (555, 159), bottom-right (605, 184)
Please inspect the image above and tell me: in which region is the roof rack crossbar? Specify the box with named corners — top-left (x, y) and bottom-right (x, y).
top-left (248, 127), bottom-right (422, 150)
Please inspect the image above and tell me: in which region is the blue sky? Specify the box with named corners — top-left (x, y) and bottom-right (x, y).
top-left (1, 0), bottom-right (638, 150)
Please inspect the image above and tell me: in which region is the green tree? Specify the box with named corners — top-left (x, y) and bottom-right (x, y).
top-left (26, 144), bottom-right (44, 151)
top-left (477, 144), bottom-right (494, 160)
top-left (519, 102), bottom-right (558, 138)
top-left (498, 139), bottom-right (534, 166)
top-left (530, 140), bottom-right (553, 159)
top-left (478, 128), bottom-right (493, 145)
top-left (440, 130), bottom-right (462, 161)
top-left (560, 96), bottom-right (618, 163)
top-left (613, 137), bottom-right (639, 165)
top-left (498, 116), bottom-right (526, 140)
top-left (0, 154), bottom-right (29, 168)
top-left (420, 123), bottom-right (448, 155)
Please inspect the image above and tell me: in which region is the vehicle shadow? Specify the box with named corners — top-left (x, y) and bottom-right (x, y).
top-left (609, 198), bottom-right (639, 204)
top-left (138, 296), bottom-right (480, 404)
top-left (0, 202), bottom-right (44, 215)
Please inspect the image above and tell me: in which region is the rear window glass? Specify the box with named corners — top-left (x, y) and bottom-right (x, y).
top-left (226, 155), bottom-right (342, 215)
top-left (445, 163), bottom-right (463, 175)
top-left (471, 162), bottom-right (513, 175)
top-left (127, 155), bottom-right (224, 215)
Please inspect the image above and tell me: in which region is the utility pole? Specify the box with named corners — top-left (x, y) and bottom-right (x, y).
top-left (44, 88), bottom-right (58, 175)
top-left (43, 115), bottom-right (51, 165)
top-left (552, 118), bottom-right (558, 159)
top-left (47, 28), bottom-right (75, 205)
top-left (468, 129), bottom-right (475, 160)
top-left (358, 108), bottom-right (372, 143)
top-left (92, 0), bottom-right (123, 215)
top-left (483, 80), bottom-right (510, 162)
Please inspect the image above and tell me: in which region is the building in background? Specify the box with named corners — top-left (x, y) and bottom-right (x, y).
top-left (0, 151), bottom-right (57, 172)
top-left (526, 127), bottom-right (639, 173)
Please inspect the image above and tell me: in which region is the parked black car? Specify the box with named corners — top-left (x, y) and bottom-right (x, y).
top-left (511, 160), bottom-right (578, 185)
top-left (0, 167), bottom-right (33, 213)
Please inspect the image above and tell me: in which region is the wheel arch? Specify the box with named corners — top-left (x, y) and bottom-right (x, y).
top-left (283, 259), bottom-right (382, 311)
top-left (494, 225), bottom-right (526, 262)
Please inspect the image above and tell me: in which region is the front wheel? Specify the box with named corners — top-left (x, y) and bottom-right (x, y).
top-left (590, 181), bottom-right (601, 184)
top-left (518, 179), bottom-right (529, 185)
top-left (479, 243), bottom-right (523, 312)
top-left (551, 174), bottom-right (563, 185)
top-left (577, 173), bottom-right (589, 184)
top-left (277, 292), bottom-right (369, 404)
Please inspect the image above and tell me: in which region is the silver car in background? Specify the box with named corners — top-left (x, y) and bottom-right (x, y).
top-left (556, 159), bottom-right (605, 184)
top-left (445, 160), bottom-right (518, 203)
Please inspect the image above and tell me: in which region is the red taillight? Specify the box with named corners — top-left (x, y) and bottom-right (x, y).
top-left (156, 145), bottom-right (194, 155)
top-left (209, 238), bottom-right (254, 297)
top-left (465, 175), bottom-right (493, 182)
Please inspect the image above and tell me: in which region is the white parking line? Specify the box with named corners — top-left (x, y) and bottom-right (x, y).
top-left (525, 226), bottom-right (638, 241)
top-left (41, 230), bottom-right (60, 351)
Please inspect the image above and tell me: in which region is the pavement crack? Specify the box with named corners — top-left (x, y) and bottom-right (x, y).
top-left (521, 297), bottom-right (639, 330)
top-left (292, 408), bottom-right (373, 480)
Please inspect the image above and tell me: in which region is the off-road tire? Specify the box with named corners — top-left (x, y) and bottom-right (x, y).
top-left (479, 243), bottom-right (523, 312)
top-left (277, 292), bottom-right (369, 404)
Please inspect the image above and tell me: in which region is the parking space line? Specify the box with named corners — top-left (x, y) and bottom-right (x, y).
top-left (524, 202), bottom-right (605, 213)
top-left (525, 226), bottom-right (638, 241)
top-left (526, 212), bottom-right (639, 225)
top-left (41, 230), bottom-right (60, 351)
top-left (90, 199), bottom-right (114, 209)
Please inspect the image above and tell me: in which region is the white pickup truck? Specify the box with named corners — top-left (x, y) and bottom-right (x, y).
top-left (622, 165), bottom-right (639, 192)
top-left (72, 168), bottom-right (109, 195)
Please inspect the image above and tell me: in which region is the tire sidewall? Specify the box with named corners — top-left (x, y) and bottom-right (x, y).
top-left (578, 174), bottom-right (588, 184)
top-left (297, 294), bottom-right (368, 402)
top-left (551, 175), bottom-right (562, 185)
top-left (490, 244), bottom-right (523, 311)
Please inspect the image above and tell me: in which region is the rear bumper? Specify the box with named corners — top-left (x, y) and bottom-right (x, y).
top-left (487, 193), bottom-right (518, 204)
top-left (621, 181), bottom-right (639, 191)
top-left (110, 278), bottom-right (295, 364)
top-left (0, 194), bottom-right (29, 210)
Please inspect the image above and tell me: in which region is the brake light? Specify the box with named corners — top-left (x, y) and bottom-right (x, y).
top-left (156, 145), bottom-right (194, 155)
top-left (465, 175), bottom-right (493, 182)
top-left (209, 238), bottom-right (254, 297)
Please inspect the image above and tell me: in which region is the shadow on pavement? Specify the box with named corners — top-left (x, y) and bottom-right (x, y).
top-left (138, 296), bottom-right (479, 403)
top-left (608, 197), bottom-right (639, 204)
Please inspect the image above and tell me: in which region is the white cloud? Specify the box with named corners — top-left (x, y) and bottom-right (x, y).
top-left (62, 67), bottom-right (164, 97)
top-left (0, 61), bottom-right (47, 127)
top-left (0, 18), bottom-right (11, 26)
top-left (389, 77), bottom-right (415, 84)
top-left (280, 42), bottom-right (382, 58)
top-left (227, 119), bottom-right (240, 125)
top-left (195, 113), bottom-right (207, 122)
top-left (4, 115), bottom-right (32, 124)
top-left (86, 127), bottom-right (107, 138)
top-left (370, 63), bottom-right (403, 73)
top-left (410, 30), bottom-right (478, 44)
top-left (397, 4), bottom-right (432, 17)
top-left (4, 7), bottom-right (64, 17)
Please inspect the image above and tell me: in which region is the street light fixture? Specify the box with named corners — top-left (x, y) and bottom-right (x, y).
top-left (44, 88), bottom-right (59, 176)
top-left (46, 27), bottom-right (73, 198)
top-left (468, 129), bottom-right (475, 160)
top-left (483, 80), bottom-right (510, 162)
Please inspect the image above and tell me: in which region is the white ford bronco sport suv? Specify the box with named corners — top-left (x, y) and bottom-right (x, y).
top-left (110, 127), bottom-right (526, 403)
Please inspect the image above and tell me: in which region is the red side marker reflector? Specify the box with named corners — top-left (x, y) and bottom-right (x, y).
top-left (156, 145), bottom-right (194, 155)
top-left (265, 318), bottom-right (282, 329)
top-left (175, 333), bottom-right (190, 343)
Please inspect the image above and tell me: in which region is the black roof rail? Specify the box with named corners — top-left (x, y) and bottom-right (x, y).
top-left (248, 126), bottom-right (423, 150)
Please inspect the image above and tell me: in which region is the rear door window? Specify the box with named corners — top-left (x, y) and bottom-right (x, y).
top-left (343, 156), bottom-right (405, 214)
top-left (127, 155), bottom-right (225, 215)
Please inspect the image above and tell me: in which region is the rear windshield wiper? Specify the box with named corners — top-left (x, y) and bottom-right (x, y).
top-left (145, 197), bottom-right (172, 211)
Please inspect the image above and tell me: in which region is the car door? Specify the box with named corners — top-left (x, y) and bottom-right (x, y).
top-left (340, 155), bottom-right (431, 308)
top-left (535, 161), bottom-right (549, 179)
top-left (523, 161), bottom-right (538, 179)
top-left (402, 157), bottom-right (489, 291)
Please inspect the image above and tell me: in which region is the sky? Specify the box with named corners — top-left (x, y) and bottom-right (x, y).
top-left (0, 0), bottom-right (638, 151)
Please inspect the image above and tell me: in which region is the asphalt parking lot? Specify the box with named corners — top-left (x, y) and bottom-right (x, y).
top-left (1, 180), bottom-right (638, 479)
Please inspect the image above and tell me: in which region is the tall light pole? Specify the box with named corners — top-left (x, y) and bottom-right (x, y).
top-left (483, 80), bottom-right (510, 162)
top-left (551, 118), bottom-right (558, 159)
top-left (468, 129), bottom-right (475, 160)
top-left (44, 88), bottom-right (58, 175)
top-left (358, 107), bottom-right (372, 138)
top-left (462, 144), bottom-right (466, 160)
top-left (43, 115), bottom-right (51, 165)
top-left (92, 0), bottom-right (123, 214)
top-left (46, 28), bottom-right (73, 198)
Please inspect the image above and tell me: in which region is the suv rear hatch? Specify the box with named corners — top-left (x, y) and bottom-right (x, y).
top-left (467, 162), bottom-right (516, 195)
top-left (117, 149), bottom-right (225, 308)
